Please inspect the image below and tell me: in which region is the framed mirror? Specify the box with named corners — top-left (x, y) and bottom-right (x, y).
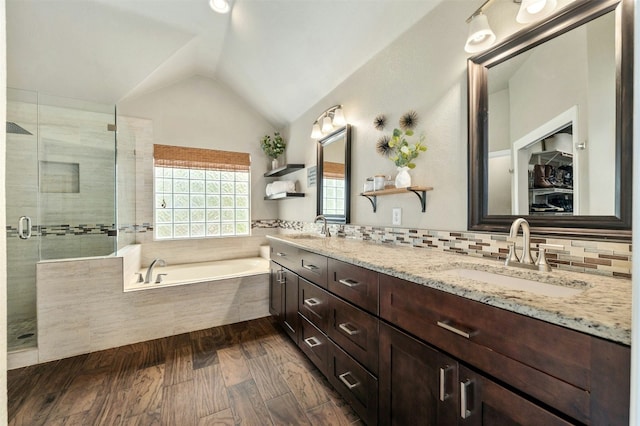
top-left (468, 0), bottom-right (632, 239)
top-left (317, 125), bottom-right (351, 224)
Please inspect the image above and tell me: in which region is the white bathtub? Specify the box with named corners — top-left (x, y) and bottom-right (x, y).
top-left (125, 257), bottom-right (270, 292)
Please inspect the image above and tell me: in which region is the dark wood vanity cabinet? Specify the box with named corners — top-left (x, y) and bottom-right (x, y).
top-left (269, 239), bottom-right (630, 425)
top-left (379, 322), bottom-right (458, 426)
top-left (269, 261), bottom-right (299, 344)
top-left (457, 366), bottom-right (574, 426)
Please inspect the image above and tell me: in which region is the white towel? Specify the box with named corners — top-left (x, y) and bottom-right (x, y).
top-left (266, 180), bottom-right (296, 196)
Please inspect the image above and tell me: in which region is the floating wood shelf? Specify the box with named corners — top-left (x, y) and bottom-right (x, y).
top-left (264, 192), bottom-right (305, 200)
top-left (264, 164), bottom-right (305, 178)
top-left (360, 186), bottom-right (434, 212)
top-left (264, 164), bottom-right (306, 199)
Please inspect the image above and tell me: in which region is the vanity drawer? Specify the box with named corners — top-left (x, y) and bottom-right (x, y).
top-left (328, 258), bottom-right (379, 314)
top-left (327, 340), bottom-right (378, 426)
top-left (379, 273), bottom-right (591, 424)
top-left (299, 314), bottom-right (329, 375)
top-left (297, 249), bottom-right (328, 288)
top-left (298, 277), bottom-right (330, 332)
top-left (270, 240), bottom-right (300, 271)
top-left (328, 295), bottom-right (378, 375)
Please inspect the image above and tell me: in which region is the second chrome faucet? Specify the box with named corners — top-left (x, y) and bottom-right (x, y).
top-left (506, 218), bottom-right (562, 272)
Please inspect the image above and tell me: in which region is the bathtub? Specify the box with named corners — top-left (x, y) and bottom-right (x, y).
top-left (125, 257), bottom-right (270, 292)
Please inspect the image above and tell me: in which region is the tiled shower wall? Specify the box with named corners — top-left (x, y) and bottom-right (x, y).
top-left (6, 97), bottom-right (117, 328)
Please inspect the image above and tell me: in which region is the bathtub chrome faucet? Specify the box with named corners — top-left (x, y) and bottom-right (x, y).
top-left (145, 258), bottom-right (167, 283)
top-left (314, 215), bottom-right (331, 237)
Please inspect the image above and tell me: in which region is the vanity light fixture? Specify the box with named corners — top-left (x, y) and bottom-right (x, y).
top-left (311, 105), bottom-right (347, 139)
top-left (209, 0), bottom-right (232, 14)
top-left (516, 0), bottom-right (557, 23)
top-left (464, 0), bottom-right (558, 53)
top-left (465, 12), bottom-right (497, 53)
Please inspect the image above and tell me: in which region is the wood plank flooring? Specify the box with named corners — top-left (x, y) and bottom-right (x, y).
top-left (8, 317), bottom-right (362, 425)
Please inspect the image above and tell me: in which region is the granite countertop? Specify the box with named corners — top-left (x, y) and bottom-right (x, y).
top-left (267, 234), bottom-right (632, 345)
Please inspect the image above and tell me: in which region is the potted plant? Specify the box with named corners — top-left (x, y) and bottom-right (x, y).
top-left (261, 132), bottom-right (286, 169)
top-left (376, 111), bottom-right (427, 188)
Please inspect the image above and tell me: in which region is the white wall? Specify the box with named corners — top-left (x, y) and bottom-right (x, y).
top-left (118, 75), bottom-right (282, 264)
top-left (282, 2), bottom-right (473, 229)
top-left (1, 0), bottom-right (8, 421)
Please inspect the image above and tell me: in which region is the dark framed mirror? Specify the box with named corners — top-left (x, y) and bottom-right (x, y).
top-left (317, 125), bottom-right (351, 224)
top-left (468, 0), bottom-right (632, 239)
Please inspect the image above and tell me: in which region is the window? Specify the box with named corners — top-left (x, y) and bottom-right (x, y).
top-left (322, 161), bottom-right (345, 216)
top-left (153, 144), bottom-right (251, 239)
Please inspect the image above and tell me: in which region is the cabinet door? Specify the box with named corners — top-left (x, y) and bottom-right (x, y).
top-left (281, 268), bottom-right (299, 344)
top-left (458, 366), bottom-right (574, 426)
top-left (379, 323), bottom-right (458, 426)
top-left (269, 261), bottom-right (283, 318)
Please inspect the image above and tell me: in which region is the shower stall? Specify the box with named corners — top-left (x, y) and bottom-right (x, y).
top-left (6, 88), bottom-right (136, 353)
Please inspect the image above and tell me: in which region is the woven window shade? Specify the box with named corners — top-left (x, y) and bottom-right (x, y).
top-left (154, 144), bottom-right (250, 171)
top-left (323, 162), bottom-right (345, 179)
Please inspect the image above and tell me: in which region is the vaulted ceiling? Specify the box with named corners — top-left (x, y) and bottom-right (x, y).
top-left (6, 0), bottom-right (444, 127)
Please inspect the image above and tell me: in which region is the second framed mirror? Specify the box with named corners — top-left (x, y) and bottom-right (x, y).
top-left (317, 125), bottom-right (351, 224)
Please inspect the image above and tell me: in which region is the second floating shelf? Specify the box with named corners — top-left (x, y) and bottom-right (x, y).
top-left (360, 186), bottom-right (433, 212)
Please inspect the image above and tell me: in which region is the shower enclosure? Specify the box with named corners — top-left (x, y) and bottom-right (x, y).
top-left (6, 88), bottom-right (134, 352)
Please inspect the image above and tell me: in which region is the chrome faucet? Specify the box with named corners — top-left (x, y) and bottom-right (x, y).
top-left (314, 215), bottom-right (331, 237)
top-left (505, 218), bottom-right (563, 272)
top-left (145, 258), bottom-right (166, 283)
top-left (507, 218), bottom-right (534, 265)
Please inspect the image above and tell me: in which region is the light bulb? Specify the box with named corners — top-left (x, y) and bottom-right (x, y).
top-left (516, 0), bottom-right (557, 23)
top-left (465, 13), bottom-right (496, 54)
top-left (332, 107), bottom-right (346, 127)
top-left (526, 0), bottom-right (546, 14)
top-left (209, 0), bottom-right (230, 14)
top-left (311, 123), bottom-right (323, 139)
top-left (321, 116), bottom-right (333, 133)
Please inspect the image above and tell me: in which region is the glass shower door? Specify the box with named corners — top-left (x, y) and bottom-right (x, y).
top-left (6, 88), bottom-right (39, 351)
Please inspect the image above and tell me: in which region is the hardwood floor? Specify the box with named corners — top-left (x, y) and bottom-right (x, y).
top-left (8, 317), bottom-right (362, 425)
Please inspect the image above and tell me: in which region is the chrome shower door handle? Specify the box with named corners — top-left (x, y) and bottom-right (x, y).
top-left (18, 216), bottom-right (32, 239)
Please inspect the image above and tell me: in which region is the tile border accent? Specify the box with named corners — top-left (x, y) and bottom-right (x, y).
top-left (290, 222), bottom-right (632, 279)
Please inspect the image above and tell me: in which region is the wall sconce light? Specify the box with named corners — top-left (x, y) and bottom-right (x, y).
top-left (516, 0), bottom-right (557, 23)
top-left (464, 0), bottom-right (557, 53)
top-left (311, 105), bottom-right (347, 139)
top-left (465, 12), bottom-right (497, 53)
top-left (209, 0), bottom-right (232, 14)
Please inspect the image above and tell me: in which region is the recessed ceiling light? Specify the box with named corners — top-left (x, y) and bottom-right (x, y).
top-left (209, 0), bottom-right (231, 14)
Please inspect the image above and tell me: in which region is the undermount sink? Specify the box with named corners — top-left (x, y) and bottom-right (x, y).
top-left (444, 268), bottom-right (586, 298)
top-left (285, 234), bottom-right (327, 240)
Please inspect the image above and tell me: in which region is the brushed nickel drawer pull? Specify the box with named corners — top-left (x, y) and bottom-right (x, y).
top-left (338, 278), bottom-right (359, 287)
top-left (437, 320), bottom-right (472, 339)
top-left (460, 379), bottom-right (473, 419)
top-left (338, 372), bottom-right (360, 389)
top-left (439, 365), bottom-right (452, 401)
top-left (304, 298), bottom-right (321, 307)
top-left (304, 336), bottom-right (321, 348)
top-left (276, 252), bottom-right (286, 257)
top-left (303, 264), bottom-right (319, 271)
top-left (338, 322), bottom-right (359, 336)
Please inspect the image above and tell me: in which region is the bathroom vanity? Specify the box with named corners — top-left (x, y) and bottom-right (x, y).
top-left (267, 234), bottom-right (630, 425)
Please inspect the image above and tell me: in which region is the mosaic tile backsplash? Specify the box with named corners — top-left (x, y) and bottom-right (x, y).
top-left (290, 221), bottom-right (632, 279)
top-left (11, 219), bottom-right (630, 278)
